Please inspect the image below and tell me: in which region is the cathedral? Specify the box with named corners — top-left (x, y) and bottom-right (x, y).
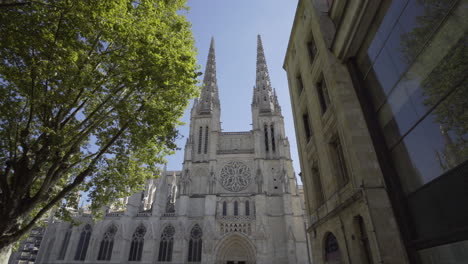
top-left (35, 36), bottom-right (309, 264)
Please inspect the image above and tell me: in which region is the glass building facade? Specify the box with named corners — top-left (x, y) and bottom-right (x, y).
top-left (352, 0), bottom-right (467, 262)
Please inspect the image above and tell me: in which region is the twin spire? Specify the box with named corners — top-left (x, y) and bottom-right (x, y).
top-left (196, 35), bottom-right (281, 115)
top-left (198, 37), bottom-right (220, 114)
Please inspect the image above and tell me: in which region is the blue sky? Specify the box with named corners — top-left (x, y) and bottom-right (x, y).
top-left (166, 0), bottom-right (302, 182)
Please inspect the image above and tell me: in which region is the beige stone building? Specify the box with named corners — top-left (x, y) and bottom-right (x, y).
top-left (284, 0), bottom-right (467, 264)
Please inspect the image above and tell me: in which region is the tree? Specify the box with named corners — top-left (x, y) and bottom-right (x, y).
top-left (0, 0), bottom-right (199, 253)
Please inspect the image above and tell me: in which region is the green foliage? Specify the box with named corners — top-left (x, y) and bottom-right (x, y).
top-left (0, 0), bottom-right (199, 246)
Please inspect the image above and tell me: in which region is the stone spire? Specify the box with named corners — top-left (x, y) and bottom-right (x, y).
top-left (252, 35), bottom-right (280, 114)
top-left (198, 37), bottom-right (220, 114)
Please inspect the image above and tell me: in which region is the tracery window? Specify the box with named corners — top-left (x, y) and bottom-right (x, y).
top-left (158, 225), bottom-right (175, 262)
top-left (264, 124), bottom-right (269, 152)
top-left (74, 224), bottom-right (92, 261)
top-left (234, 201), bottom-right (239, 216)
top-left (325, 232), bottom-right (342, 262)
top-left (245, 200), bottom-right (250, 216)
top-left (222, 201), bottom-right (227, 216)
top-left (128, 224), bottom-right (146, 261)
top-left (220, 161), bottom-right (252, 192)
top-left (97, 224), bottom-right (117, 261)
top-left (58, 225), bottom-right (72, 260)
top-left (187, 224), bottom-right (203, 262)
top-left (204, 126), bottom-right (209, 154)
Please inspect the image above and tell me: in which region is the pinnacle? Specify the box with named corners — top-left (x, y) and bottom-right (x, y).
top-left (252, 35), bottom-right (281, 114)
top-left (197, 37), bottom-right (220, 114)
top-left (209, 36), bottom-right (215, 52)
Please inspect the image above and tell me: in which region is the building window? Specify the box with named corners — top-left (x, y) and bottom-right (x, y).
top-left (188, 224), bottom-right (203, 262)
top-left (204, 126), bottom-right (209, 154)
top-left (325, 232), bottom-right (342, 262)
top-left (158, 225), bottom-right (175, 262)
top-left (312, 166), bottom-right (324, 206)
top-left (297, 74), bottom-right (304, 94)
top-left (197, 126), bottom-right (203, 154)
top-left (245, 200), bottom-right (250, 216)
top-left (264, 124), bottom-right (269, 152)
top-left (97, 224), bottom-right (117, 261)
top-left (58, 225), bottom-right (72, 260)
top-left (271, 124), bottom-right (276, 152)
top-left (354, 216), bottom-right (372, 264)
top-left (317, 79), bottom-right (331, 114)
top-left (74, 224), bottom-right (92, 261)
top-left (234, 201), bottom-right (239, 216)
top-left (128, 224), bottom-right (146, 261)
top-left (302, 112), bottom-right (312, 143)
top-left (307, 38), bottom-right (317, 64)
top-left (222, 201), bottom-right (228, 216)
top-left (331, 137), bottom-right (349, 186)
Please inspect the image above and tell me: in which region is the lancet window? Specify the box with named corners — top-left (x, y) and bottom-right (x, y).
top-left (271, 124), bottom-right (276, 152)
top-left (234, 201), bottom-right (239, 216)
top-left (58, 225), bottom-right (72, 260)
top-left (222, 201), bottom-right (227, 216)
top-left (204, 126), bottom-right (209, 154)
top-left (74, 224), bottom-right (92, 261)
top-left (128, 224), bottom-right (146, 261)
top-left (97, 224), bottom-right (117, 261)
top-left (198, 126), bottom-right (203, 154)
top-left (158, 225), bottom-right (175, 262)
top-left (187, 224), bottom-right (203, 262)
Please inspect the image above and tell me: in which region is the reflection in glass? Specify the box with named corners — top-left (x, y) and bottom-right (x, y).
top-left (359, 0), bottom-right (467, 193)
top-left (391, 85), bottom-right (467, 193)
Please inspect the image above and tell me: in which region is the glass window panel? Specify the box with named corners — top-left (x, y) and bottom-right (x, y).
top-left (390, 85), bottom-right (468, 193)
top-left (372, 46), bottom-right (401, 96)
top-left (419, 240), bottom-right (468, 264)
top-left (378, 82), bottom-right (420, 148)
top-left (373, 1), bottom-right (408, 51)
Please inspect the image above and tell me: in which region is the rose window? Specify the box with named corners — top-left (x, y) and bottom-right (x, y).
top-left (220, 161), bottom-right (252, 192)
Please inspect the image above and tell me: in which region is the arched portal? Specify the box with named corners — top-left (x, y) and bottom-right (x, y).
top-left (324, 232), bottom-right (343, 264)
top-left (215, 233), bottom-right (256, 264)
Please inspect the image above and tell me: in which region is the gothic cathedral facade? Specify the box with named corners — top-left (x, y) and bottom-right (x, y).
top-left (36, 36), bottom-right (309, 264)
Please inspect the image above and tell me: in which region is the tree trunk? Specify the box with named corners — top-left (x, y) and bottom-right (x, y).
top-left (0, 243), bottom-right (12, 264)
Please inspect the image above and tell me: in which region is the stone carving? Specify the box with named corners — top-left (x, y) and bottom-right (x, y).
top-left (220, 161), bottom-right (252, 192)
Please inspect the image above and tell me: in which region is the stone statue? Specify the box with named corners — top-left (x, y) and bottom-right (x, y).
top-left (280, 168), bottom-right (290, 193)
top-left (256, 168), bottom-right (263, 193)
top-left (180, 169), bottom-right (191, 195)
top-left (209, 169), bottom-right (216, 194)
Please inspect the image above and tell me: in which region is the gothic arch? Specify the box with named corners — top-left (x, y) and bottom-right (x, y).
top-left (214, 233), bottom-right (256, 264)
top-left (323, 232), bottom-right (343, 264)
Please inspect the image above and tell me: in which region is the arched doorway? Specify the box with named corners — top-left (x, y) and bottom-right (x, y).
top-left (215, 233), bottom-right (256, 264)
top-left (324, 232), bottom-right (343, 264)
